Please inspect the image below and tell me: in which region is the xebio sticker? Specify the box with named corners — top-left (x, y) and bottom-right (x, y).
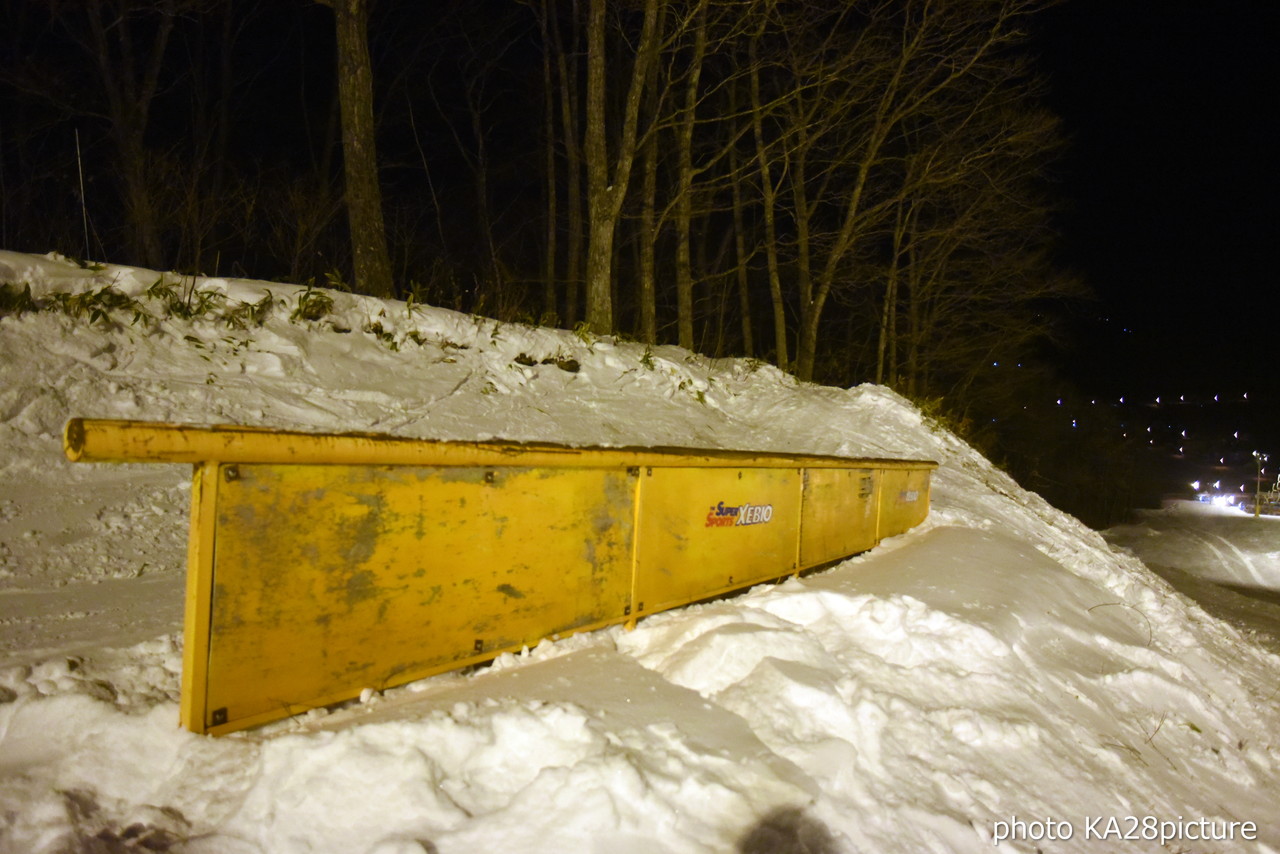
top-left (705, 501), bottom-right (774, 528)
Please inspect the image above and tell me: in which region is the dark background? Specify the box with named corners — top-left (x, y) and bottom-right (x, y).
top-left (1040, 0), bottom-right (1279, 392)
top-left (1035, 0), bottom-right (1279, 502)
top-left (2, 0), bottom-right (1276, 522)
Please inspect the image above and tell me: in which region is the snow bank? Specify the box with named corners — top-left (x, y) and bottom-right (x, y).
top-left (1, 251), bottom-right (1278, 852)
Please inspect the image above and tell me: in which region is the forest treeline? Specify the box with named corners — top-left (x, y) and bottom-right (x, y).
top-left (3, 0), bottom-right (1151, 523)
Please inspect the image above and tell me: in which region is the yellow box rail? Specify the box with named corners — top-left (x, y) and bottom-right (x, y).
top-left (64, 418), bottom-right (937, 735)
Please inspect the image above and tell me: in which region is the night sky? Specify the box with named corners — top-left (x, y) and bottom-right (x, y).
top-left (1034, 0), bottom-right (1279, 493)
top-left (1038, 0), bottom-right (1279, 399)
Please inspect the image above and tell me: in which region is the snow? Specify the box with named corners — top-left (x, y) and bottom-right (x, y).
top-left (0, 250), bottom-right (1277, 852)
top-left (1106, 500), bottom-right (1280, 590)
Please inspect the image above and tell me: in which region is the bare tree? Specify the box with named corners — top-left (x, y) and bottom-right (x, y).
top-left (627, 0), bottom-right (772, 352)
top-left (671, 0), bottom-right (708, 349)
top-left (634, 4), bottom-right (668, 345)
top-left (556, 3), bottom-right (586, 326)
top-left (170, 2), bottom-right (261, 274)
top-left (537, 0), bottom-right (559, 321)
top-left (889, 104), bottom-right (1076, 401)
top-left (727, 77), bottom-right (754, 358)
top-left (423, 9), bottom-right (528, 300)
top-left (320, 0), bottom-right (393, 297)
top-left (8, 0), bottom-right (185, 267)
top-left (760, 0), bottom-right (1055, 380)
top-left (583, 0), bottom-right (660, 333)
top-left (746, 13), bottom-right (791, 369)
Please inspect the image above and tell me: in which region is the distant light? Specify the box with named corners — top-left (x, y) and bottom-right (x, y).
top-left (1071, 420), bottom-right (1078, 428)
top-left (1214, 395), bottom-right (1219, 402)
top-left (1156, 396), bottom-right (1161, 404)
top-left (993, 361), bottom-right (998, 366)
top-left (1181, 430), bottom-right (1187, 437)
top-left (1191, 481), bottom-right (1201, 490)
top-left (1180, 395), bottom-right (1185, 402)
top-left (1056, 398), bottom-right (1062, 405)
top-left (1234, 431), bottom-right (1239, 439)
top-left (1213, 481), bottom-right (1221, 489)
top-left (1119, 397), bottom-right (1125, 404)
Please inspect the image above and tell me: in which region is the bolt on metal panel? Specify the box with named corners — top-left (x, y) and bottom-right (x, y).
top-left (799, 468), bottom-right (880, 567)
top-left (633, 467), bottom-right (803, 617)
top-left (877, 467), bottom-right (932, 540)
top-left (195, 463), bottom-right (635, 733)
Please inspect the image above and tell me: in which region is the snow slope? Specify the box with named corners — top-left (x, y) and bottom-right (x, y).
top-left (0, 251), bottom-right (1277, 853)
top-left (1106, 500), bottom-right (1280, 591)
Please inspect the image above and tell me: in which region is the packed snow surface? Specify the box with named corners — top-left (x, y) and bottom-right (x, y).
top-left (0, 251), bottom-right (1277, 853)
top-left (1106, 500), bottom-right (1280, 590)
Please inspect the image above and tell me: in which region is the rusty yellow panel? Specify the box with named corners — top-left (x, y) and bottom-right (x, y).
top-left (633, 467), bottom-right (801, 616)
top-left (180, 461), bottom-right (219, 733)
top-left (799, 468), bottom-right (879, 567)
top-left (62, 417), bottom-right (938, 734)
top-left (877, 467), bottom-right (932, 539)
top-left (201, 463), bottom-right (635, 732)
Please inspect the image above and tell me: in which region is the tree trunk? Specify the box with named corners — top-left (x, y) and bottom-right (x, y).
top-left (538, 0), bottom-right (558, 321)
top-left (673, 1), bottom-right (707, 350)
top-left (465, 78), bottom-right (501, 292)
top-left (553, 1), bottom-right (583, 326)
top-left (904, 227), bottom-right (922, 397)
top-left (583, 0), bottom-right (659, 334)
top-left (583, 0), bottom-right (613, 332)
top-left (788, 112), bottom-right (824, 382)
top-left (748, 37), bottom-right (787, 370)
top-left (119, 138), bottom-right (165, 269)
top-left (637, 106), bottom-right (659, 344)
top-left (728, 107), bottom-right (753, 358)
top-left (634, 0), bottom-right (666, 345)
top-left (877, 201), bottom-right (907, 385)
top-left (795, 315), bottom-right (820, 384)
top-left (331, 0), bottom-right (393, 298)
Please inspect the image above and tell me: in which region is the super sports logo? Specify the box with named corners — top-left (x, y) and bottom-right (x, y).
top-left (705, 501), bottom-right (774, 528)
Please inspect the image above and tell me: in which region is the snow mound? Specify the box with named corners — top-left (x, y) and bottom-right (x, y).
top-left (1, 251), bottom-right (1278, 853)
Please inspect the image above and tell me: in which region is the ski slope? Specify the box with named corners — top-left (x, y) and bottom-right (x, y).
top-left (0, 251), bottom-right (1277, 853)
top-left (1107, 500), bottom-right (1280, 590)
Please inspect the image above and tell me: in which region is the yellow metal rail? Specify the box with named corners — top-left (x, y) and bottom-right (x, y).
top-left (64, 418), bottom-right (937, 735)
top-left (65, 417), bottom-right (934, 470)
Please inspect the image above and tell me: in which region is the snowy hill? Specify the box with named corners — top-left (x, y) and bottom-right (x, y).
top-left (0, 250), bottom-right (1277, 853)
